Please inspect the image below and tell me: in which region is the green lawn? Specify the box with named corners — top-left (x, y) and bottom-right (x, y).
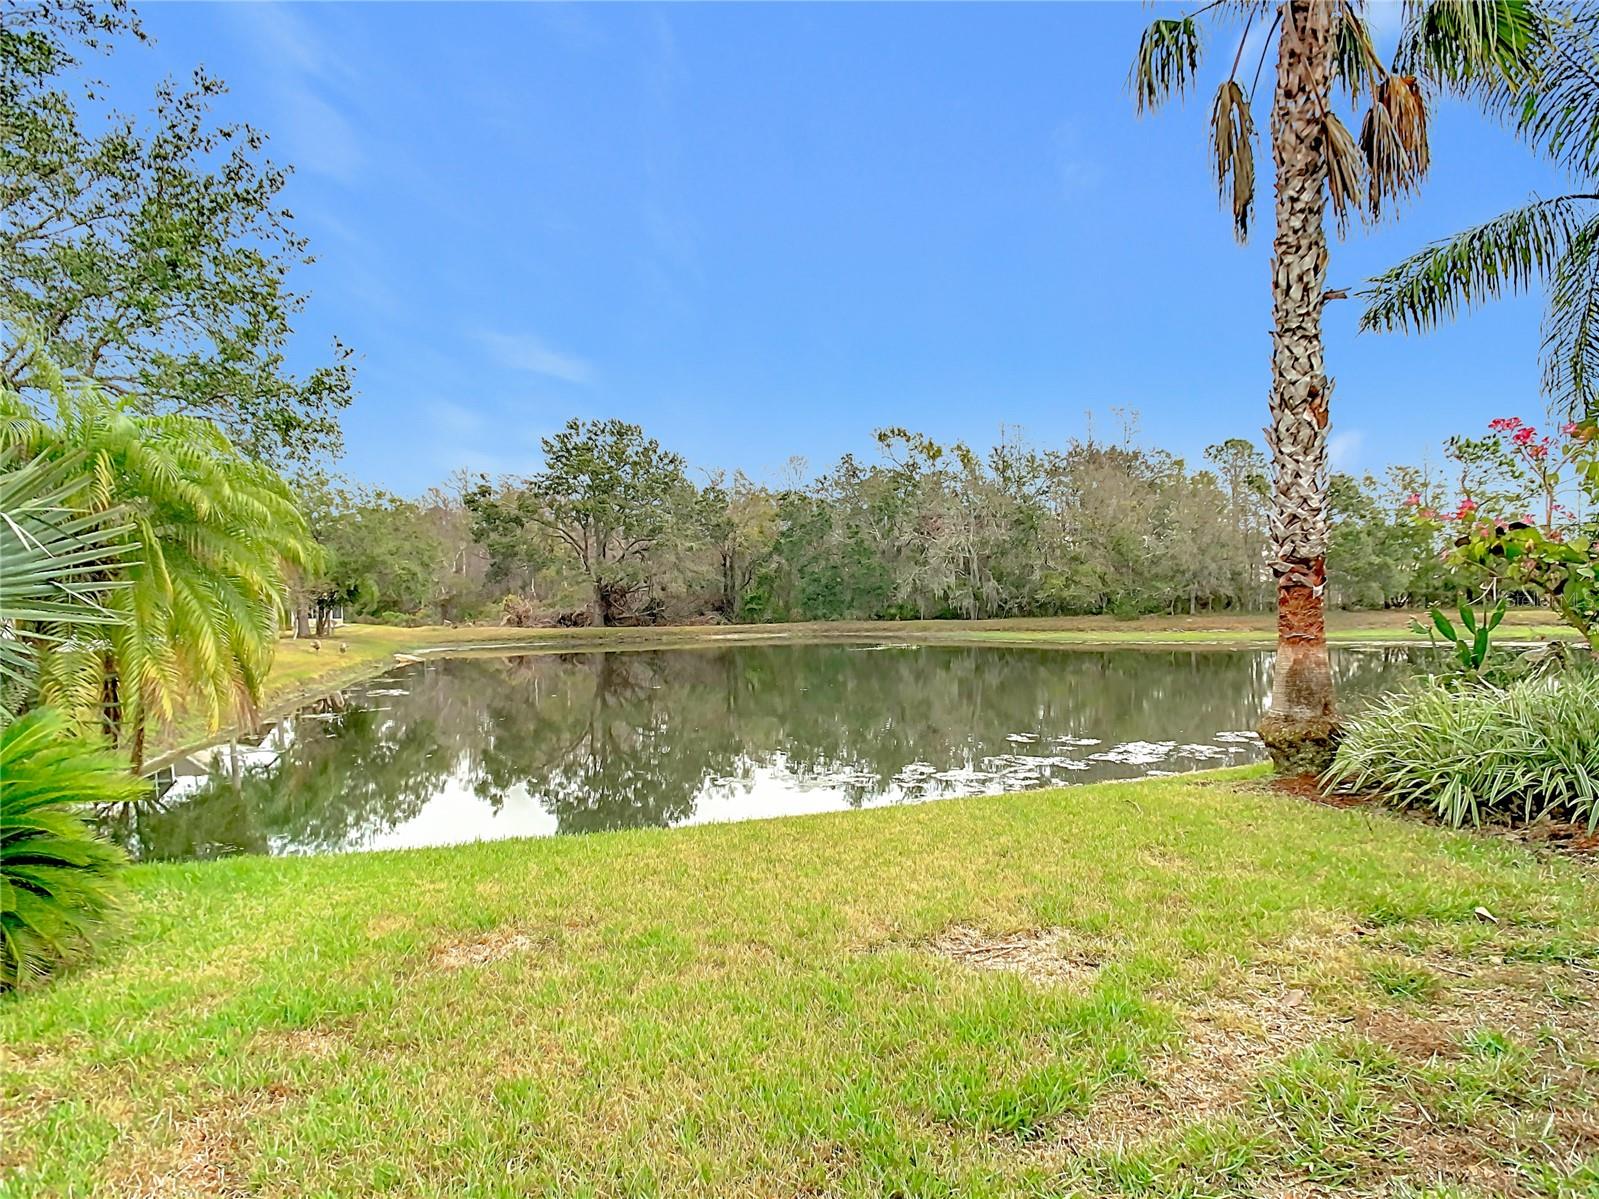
top-left (4, 769), bottom-right (1597, 1196)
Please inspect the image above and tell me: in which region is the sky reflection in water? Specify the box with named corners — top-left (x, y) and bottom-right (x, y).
top-left (106, 645), bottom-right (1417, 861)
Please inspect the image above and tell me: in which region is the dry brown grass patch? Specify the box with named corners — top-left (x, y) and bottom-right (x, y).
top-left (1047, 978), bottom-right (1329, 1159)
top-left (1032, 930), bottom-right (1599, 1179)
top-left (925, 925), bottom-right (1101, 987)
top-left (109, 1086), bottom-right (290, 1198)
top-left (252, 1026), bottom-right (346, 1060)
top-left (428, 926), bottom-right (546, 971)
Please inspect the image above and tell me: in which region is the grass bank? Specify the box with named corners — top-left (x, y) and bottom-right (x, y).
top-left (4, 770), bottom-right (1596, 1195)
top-left (151, 609), bottom-right (1576, 763)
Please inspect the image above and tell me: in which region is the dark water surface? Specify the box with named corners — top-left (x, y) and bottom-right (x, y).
top-left (105, 645), bottom-right (1416, 861)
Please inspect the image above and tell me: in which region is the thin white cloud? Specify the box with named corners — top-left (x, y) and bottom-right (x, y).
top-left (427, 400), bottom-right (484, 440)
top-left (1329, 429), bottom-right (1364, 470)
top-left (227, 4), bottom-right (365, 185)
top-left (230, 2), bottom-right (353, 86)
top-left (281, 91), bottom-right (366, 185)
top-left (476, 331), bottom-right (594, 385)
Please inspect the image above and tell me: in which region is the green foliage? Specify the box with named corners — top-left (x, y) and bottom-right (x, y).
top-left (1, 707), bottom-right (140, 992)
top-left (0, 448), bottom-right (130, 717)
top-left (1452, 520), bottom-right (1598, 647)
top-left (471, 419), bottom-right (690, 626)
top-left (1326, 673), bottom-right (1599, 827)
top-left (0, 380), bottom-right (316, 757)
top-left (441, 418), bottom-right (1468, 627)
top-left (1365, 6), bottom-right (1599, 419)
top-left (1412, 595), bottom-right (1507, 677)
top-left (0, 1), bottom-right (353, 462)
top-left (1421, 417), bottom-right (1599, 647)
top-left (297, 473), bottom-right (451, 626)
top-left (1326, 469), bottom-right (1452, 609)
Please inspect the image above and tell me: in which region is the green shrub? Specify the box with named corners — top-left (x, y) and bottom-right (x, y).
top-left (1325, 674), bottom-right (1599, 828)
top-left (2, 708), bottom-right (142, 992)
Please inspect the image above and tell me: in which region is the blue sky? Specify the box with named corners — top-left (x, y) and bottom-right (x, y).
top-left (104, 2), bottom-right (1568, 494)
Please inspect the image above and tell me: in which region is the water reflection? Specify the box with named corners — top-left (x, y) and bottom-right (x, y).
top-left (104, 645), bottom-right (1416, 860)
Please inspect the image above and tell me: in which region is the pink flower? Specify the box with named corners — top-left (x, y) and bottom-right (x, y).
top-left (1564, 422), bottom-right (1580, 436)
top-left (1489, 417), bottom-right (1523, 432)
top-left (1455, 498), bottom-right (1478, 518)
top-left (1404, 493), bottom-right (1422, 506)
top-left (1512, 426), bottom-right (1537, 445)
top-left (1529, 442), bottom-right (1548, 460)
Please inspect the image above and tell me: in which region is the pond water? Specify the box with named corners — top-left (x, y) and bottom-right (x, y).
top-left (104, 644), bottom-right (1417, 861)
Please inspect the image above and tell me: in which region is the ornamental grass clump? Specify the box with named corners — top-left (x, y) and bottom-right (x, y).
top-left (1325, 673), bottom-right (1599, 829)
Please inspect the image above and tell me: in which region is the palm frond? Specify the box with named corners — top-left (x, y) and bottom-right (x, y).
top-left (1541, 215), bottom-right (1599, 420)
top-left (1210, 79), bottom-right (1257, 242)
top-left (1333, 3), bottom-right (1384, 102)
top-left (1505, 5), bottom-right (1599, 178)
top-left (1360, 75), bottom-right (1430, 220)
top-left (1, 707), bottom-right (139, 991)
top-left (1324, 111), bottom-right (1364, 236)
top-left (1396, 0), bottom-right (1543, 90)
top-left (1131, 17), bottom-right (1203, 114)
top-left (12, 376), bottom-right (313, 748)
top-left (1360, 193), bottom-right (1593, 334)
top-left (0, 451), bottom-right (131, 717)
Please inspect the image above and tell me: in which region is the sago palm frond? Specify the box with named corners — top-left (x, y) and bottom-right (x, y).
top-left (1, 707), bottom-right (141, 991)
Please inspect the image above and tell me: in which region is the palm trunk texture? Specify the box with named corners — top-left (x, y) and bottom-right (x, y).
top-left (1258, 0), bottom-right (1341, 772)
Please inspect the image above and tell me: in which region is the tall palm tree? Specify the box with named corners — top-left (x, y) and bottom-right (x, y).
top-left (1131, 0), bottom-right (1541, 770)
top-left (1363, 6), bottom-right (1599, 421)
top-left (1, 376), bottom-right (317, 767)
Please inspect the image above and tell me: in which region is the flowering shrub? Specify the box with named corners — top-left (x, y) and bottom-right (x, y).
top-left (1408, 418), bottom-right (1599, 649)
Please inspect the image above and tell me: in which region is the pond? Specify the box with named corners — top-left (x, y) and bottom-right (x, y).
top-left (104, 644), bottom-right (1417, 861)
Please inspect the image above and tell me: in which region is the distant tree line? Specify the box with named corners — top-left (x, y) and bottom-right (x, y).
top-left (298, 416), bottom-right (1462, 629)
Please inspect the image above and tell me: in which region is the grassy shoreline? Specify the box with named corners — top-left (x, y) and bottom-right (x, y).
top-left (4, 769), bottom-right (1596, 1195)
top-left (147, 609), bottom-right (1576, 765)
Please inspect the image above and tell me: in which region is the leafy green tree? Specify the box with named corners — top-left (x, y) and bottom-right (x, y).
top-left (1, 0), bottom-right (354, 463)
top-left (1130, 0), bottom-right (1541, 769)
top-left (1363, 6), bottom-right (1599, 420)
top-left (1, 375), bottom-right (316, 765)
top-left (297, 474), bottom-right (448, 631)
top-left (488, 419), bottom-right (690, 627)
top-left (1323, 470), bottom-right (1451, 610)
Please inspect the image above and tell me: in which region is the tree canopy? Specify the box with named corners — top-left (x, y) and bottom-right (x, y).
top-left (0, 0), bottom-right (354, 464)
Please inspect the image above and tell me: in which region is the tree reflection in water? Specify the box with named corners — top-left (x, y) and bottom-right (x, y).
top-left (102, 645), bottom-right (1416, 860)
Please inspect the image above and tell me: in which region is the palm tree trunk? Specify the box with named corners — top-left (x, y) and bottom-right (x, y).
top-left (1258, 0), bottom-right (1340, 773)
